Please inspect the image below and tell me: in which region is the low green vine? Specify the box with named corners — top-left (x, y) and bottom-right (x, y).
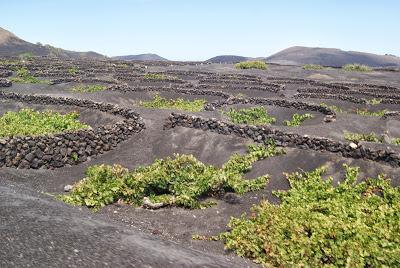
top-left (344, 131), bottom-right (384, 143)
top-left (143, 73), bottom-right (178, 80)
top-left (0, 109), bottom-right (89, 138)
top-left (284, 113), bottom-right (313, 126)
top-left (198, 165), bottom-right (400, 267)
top-left (224, 107), bottom-right (276, 125)
top-left (342, 64), bottom-right (372, 72)
top-left (302, 64), bottom-right (325, 70)
top-left (320, 103), bottom-right (343, 113)
top-left (10, 67), bottom-right (49, 84)
top-left (366, 98), bottom-right (383, 105)
top-left (140, 94), bottom-right (206, 112)
top-left (143, 73), bottom-right (166, 80)
top-left (235, 61), bottom-right (268, 70)
top-left (60, 143), bottom-right (284, 210)
top-left (70, 84), bottom-right (107, 93)
top-left (391, 138), bottom-right (400, 145)
top-left (356, 109), bottom-right (387, 117)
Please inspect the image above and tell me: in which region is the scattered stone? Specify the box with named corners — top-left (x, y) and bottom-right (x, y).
top-left (64, 185), bottom-right (73, 192)
top-left (142, 197), bottom-right (165, 209)
top-left (324, 115), bottom-right (336, 123)
top-left (0, 78), bottom-right (12, 87)
top-left (349, 142), bottom-right (358, 149)
top-left (223, 193), bottom-right (241, 204)
top-left (25, 152), bottom-right (35, 162)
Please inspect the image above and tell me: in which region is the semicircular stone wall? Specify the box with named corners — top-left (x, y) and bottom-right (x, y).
top-left (0, 92), bottom-right (145, 169)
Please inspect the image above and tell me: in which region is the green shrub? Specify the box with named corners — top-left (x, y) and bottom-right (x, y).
top-left (366, 98), bottom-right (383, 105)
top-left (356, 109), bottom-right (387, 117)
top-left (10, 67), bottom-right (46, 84)
top-left (302, 64), bottom-right (325, 70)
top-left (224, 107), bottom-right (276, 125)
top-left (235, 61), bottom-right (268, 70)
top-left (140, 94), bottom-right (206, 112)
top-left (218, 165), bottom-right (400, 267)
top-left (19, 52), bottom-right (34, 60)
top-left (391, 138), bottom-right (400, 145)
top-left (0, 59), bottom-right (19, 66)
top-left (71, 152), bottom-right (79, 162)
top-left (117, 63), bottom-right (129, 68)
top-left (284, 113), bottom-right (313, 126)
top-left (16, 67), bottom-right (30, 77)
top-left (70, 84), bottom-right (107, 93)
top-left (233, 93), bottom-right (246, 99)
top-left (0, 109), bottom-right (89, 138)
top-left (144, 73), bottom-right (178, 80)
top-left (344, 131), bottom-right (384, 143)
top-left (320, 103), bottom-right (343, 113)
top-left (68, 67), bottom-right (78, 75)
top-left (61, 143), bottom-right (285, 210)
top-left (143, 73), bottom-right (166, 80)
top-left (342, 64), bottom-right (372, 72)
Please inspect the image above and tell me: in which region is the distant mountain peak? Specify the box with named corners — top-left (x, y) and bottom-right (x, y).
top-left (206, 55), bottom-right (250, 63)
top-left (0, 27), bottom-right (105, 59)
top-left (265, 46), bottom-right (400, 67)
top-left (0, 27), bottom-right (18, 44)
top-left (112, 53), bottom-right (168, 61)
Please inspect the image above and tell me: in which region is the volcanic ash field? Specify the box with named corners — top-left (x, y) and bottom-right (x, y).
top-left (1, 58), bottom-right (399, 267)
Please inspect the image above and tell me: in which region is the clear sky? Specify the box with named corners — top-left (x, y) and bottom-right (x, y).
top-left (1, 0), bottom-right (399, 61)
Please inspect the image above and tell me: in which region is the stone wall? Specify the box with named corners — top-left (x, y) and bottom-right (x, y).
top-left (0, 92), bottom-right (145, 169)
top-left (383, 111), bottom-right (400, 119)
top-left (114, 73), bottom-right (187, 84)
top-left (164, 113), bottom-right (400, 167)
top-left (298, 86), bottom-right (400, 101)
top-left (0, 78), bottom-right (12, 87)
top-left (196, 83), bottom-right (282, 93)
top-left (107, 83), bottom-right (231, 99)
top-left (204, 97), bottom-right (336, 116)
top-left (50, 77), bottom-right (118, 85)
top-left (294, 92), bottom-right (367, 104)
top-left (0, 70), bottom-right (12, 78)
top-left (266, 77), bottom-right (398, 92)
top-left (295, 92), bottom-right (400, 105)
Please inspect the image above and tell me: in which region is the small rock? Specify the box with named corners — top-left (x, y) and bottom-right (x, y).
top-left (151, 229), bottom-right (162, 235)
top-left (64, 184), bottom-right (73, 192)
top-left (142, 197), bottom-right (164, 209)
top-left (224, 192), bottom-right (241, 204)
top-left (25, 152), bottom-right (35, 162)
top-left (324, 115), bottom-right (336, 123)
top-left (349, 142), bottom-right (358, 149)
top-left (115, 198), bottom-right (125, 207)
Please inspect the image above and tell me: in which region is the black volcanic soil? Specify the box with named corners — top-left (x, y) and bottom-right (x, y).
top-left (1, 59), bottom-right (400, 267)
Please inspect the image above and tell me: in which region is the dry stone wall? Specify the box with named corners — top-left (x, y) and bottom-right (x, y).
top-left (0, 92), bottom-right (145, 169)
top-left (0, 78), bottom-right (12, 87)
top-left (204, 97), bottom-right (336, 116)
top-left (164, 113), bottom-right (400, 167)
top-left (0, 70), bottom-right (12, 78)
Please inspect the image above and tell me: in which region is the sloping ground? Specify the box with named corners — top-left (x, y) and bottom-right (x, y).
top-left (0, 27), bottom-right (105, 59)
top-left (266, 46), bottom-right (400, 67)
top-left (0, 181), bottom-right (239, 268)
top-left (112, 53), bottom-right (168, 61)
top-left (206, 55), bottom-right (249, 63)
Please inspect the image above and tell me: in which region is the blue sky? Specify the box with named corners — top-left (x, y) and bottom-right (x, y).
top-left (1, 0), bottom-right (399, 60)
